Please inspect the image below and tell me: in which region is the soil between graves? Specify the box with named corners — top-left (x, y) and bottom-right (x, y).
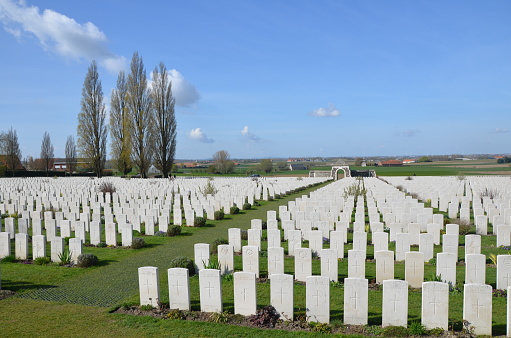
top-left (113, 305), bottom-right (472, 337)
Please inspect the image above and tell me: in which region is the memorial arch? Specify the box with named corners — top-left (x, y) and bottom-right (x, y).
top-left (331, 166), bottom-right (351, 180)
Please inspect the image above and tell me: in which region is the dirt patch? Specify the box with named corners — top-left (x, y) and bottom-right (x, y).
top-left (114, 305), bottom-right (473, 336)
top-left (0, 290), bottom-right (16, 301)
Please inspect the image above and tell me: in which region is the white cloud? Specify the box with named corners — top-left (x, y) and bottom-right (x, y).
top-left (491, 128), bottom-right (509, 134)
top-left (241, 126), bottom-right (261, 142)
top-left (188, 128), bottom-right (214, 143)
top-left (169, 69), bottom-right (200, 107)
top-left (394, 129), bottom-right (420, 137)
top-left (0, 0), bottom-right (126, 73)
top-left (309, 104), bottom-right (340, 117)
top-left (148, 69), bottom-right (200, 108)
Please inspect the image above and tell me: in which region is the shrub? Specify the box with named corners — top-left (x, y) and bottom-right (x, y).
top-left (1, 255), bottom-right (16, 263)
top-left (230, 206), bottom-right (240, 215)
top-left (210, 238), bottom-right (228, 254)
top-left (154, 231), bottom-right (166, 237)
top-left (169, 257), bottom-right (195, 276)
top-left (140, 304), bottom-right (153, 311)
top-left (459, 223), bottom-right (471, 235)
top-left (194, 217), bottom-right (206, 227)
top-left (96, 242), bottom-right (107, 248)
top-left (242, 203), bottom-right (251, 210)
top-left (77, 253), bottom-right (98, 268)
top-left (131, 238), bottom-right (145, 249)
top-left (312, 322), bottom-right (332, 333)
top-left (34, 256), bottom-right (51, 265)
top-left (274, 194), bottom-right (280, 199)
top-left (214, 210), bottom-right (224, 220)
top-left (98, 181), bottom-right (116, 196)
top-left (382, 325), bottom-right (409, 337)
top-left (167, 225), bottom-right (182, 237)
top-left (409, 321), bottom-right (426, 335)
top-left (240, 230), bottom-right (248, 240)
top-left (166, 309), bottom-right (185, 320)
top-left (249, 305), bottom-right (280, 328)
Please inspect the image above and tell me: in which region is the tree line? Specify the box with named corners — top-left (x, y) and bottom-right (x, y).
top-left (0, 52), bottom-right (177, 178)
top-left (78, 52), bottom-right (176, 178)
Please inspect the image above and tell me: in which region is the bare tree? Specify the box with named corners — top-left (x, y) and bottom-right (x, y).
top-left (0, 127), bottom-right (22, 176)
top-left (110, 71), bottom-right (132, 175)
top-left (212, 150), bottom-right (234, 174)
top-left (77, 60), bottom-right (108, 178)
top-left (151, 62), bottom-right (177, 178)
top-left (65, 135), bottom-right (77, 174)
top-left (40, 131), bottom-right (54, 176)
top-left (126, 52), bottom-right (153, 178)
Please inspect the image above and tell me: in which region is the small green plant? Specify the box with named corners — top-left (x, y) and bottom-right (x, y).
top-left (240, 230), bottom-right (248, 240)
top-left (169, 256), bottom-right (195, 276)
top-left (409, 321), bottom-right (426, 335)
top-left (166, 225), bottom-right (181, 237)
top-left (131, 238), bottom-right (145, 249)
top-left (58, 249), bottom-right (72, 266)
top-left (428, 257), bottom-right (436, 265)
top-left (34, 256), bottom-right (51, 265)
top-left (96, 242), bottom-right (107, 248)
top-left (201, 180), bottom-right (218, 196)
top-left (242, 203), bottom-right (251, 210)
top-left (1, 255), bottom-right (16, 263)
top-left (140, 304), bottom-right (153, 311)
top-left (428, 327), bottom-right (444, 336)
top-left (230, 206), bottom-right (240, 214)
top-left (222, 273), bottom-right (233, 282)
top-left (209, 311), bottom-right (229, 323)
top-left (166, 309), bottom-right (185, 320)
top-left (381, 325), bottom-right (409, 337)
top-left (210, 238), bottom-right (228, 254)
top-left (311, 322), bottom-right (332, 333)
top-left (425, 273), bottom-right (442, 282)
top-left (203, 259), bottom-right (220, 270)
top-left (194, 217), bottom-right (206, 227)
top-left (365, 325), bottom-right (384, 336)
top-left (214, 210), bottom-right (224, 220)
top-left (76, 253), bottom-right (99, 268)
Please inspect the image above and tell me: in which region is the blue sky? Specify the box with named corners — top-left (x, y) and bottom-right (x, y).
top-left (0, 0), bottom-right (510, 159)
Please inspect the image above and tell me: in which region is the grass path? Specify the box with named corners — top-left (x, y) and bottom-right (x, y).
top-left (17, 182), bottom-right (330, 307)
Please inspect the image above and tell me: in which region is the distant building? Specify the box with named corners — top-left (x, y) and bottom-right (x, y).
top-left (403, 159), bottom-right (416, 164)
top-left (378, 160), bottom-right (403, 167)
top-left (289, 163), bottom-right (307, 171)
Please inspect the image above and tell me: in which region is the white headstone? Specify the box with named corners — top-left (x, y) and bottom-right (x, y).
top-left (465, 254), bottom-right (486, 284)
top-left (168, 267), bottom-right (190, 310)
top-left (194, 243), bottom-right (210, 273)
top-left (270, 273), bottom-right (294, 320)
top-left (405, 251), bottom-right (424, 288)
top-left (348, 250), bottom-right (366, 279)
top-left (228, 228), bottom-right (242, 253)
top-left (343, 278), bottom-right (368, 325)
top-left (294, 247), bottom-right (312, 282)
top-left (436, 252), bottom-right (457, 285)
top-left (267, 246), bottom-right (284, 277)
top-left (382, 279), bottom-right (408, 327)
top-left (138, 266), bottom-right (160, 307)
top-left (199, 269), bottom-right (222, 312)
top-left (375, 250), bottom-right (394, 284)
top-left (68, 237), bottom-right (82, 264)
top-left (234, 271), bottom-right (257, 316)
top-left (15, 232), bottom-right (28, 260)
top-left (497, 254), bottom-right (511, 290)
top-left (32, 235), bottom-right (46, 259)
top-left (422, 281), bottom-right (449, 330)
top-left (306, 276), bottom-right (330, 324)
top-left (320, 248), bottom-right (338, 282)
top-left (242, 245), bottom-right (260, 278)
top-left (463, 284), bottom-right (492, 336)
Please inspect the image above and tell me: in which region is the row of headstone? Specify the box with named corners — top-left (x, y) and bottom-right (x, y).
top-left (0, 232), bottom-right (82, 263)
top-left (138, 266), bottom-right (493, 334)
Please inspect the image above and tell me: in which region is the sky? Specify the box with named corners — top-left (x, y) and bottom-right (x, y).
top-left (0, 0), bottom-right (510, 160)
